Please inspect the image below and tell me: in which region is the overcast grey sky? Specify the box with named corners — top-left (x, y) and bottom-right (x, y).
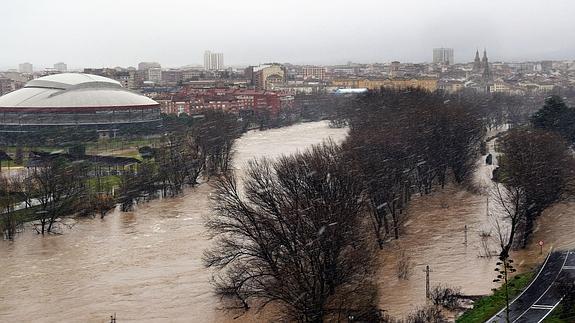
top-left (1, 0), bottom-right (574, 69)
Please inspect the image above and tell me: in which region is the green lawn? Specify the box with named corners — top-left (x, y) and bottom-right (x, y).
top-left (456, 272), bottom-right (534, 323)
top-left (86, 175), bottom-right (121, 193)
top-left (1, 146), bottom-right (60, 154)
top-left (4, 205), bottom-right (44, 224)
top-left (85, 137), bottom-right (161, 154)
top-left (1, 136), bottom-right (160, 159)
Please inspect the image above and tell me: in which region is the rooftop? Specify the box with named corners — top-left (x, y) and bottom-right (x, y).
top-left (0, 73), bottom-right (157, 109)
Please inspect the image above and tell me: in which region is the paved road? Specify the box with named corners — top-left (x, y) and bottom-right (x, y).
top-left (487, 250), bottom-right (575, 323)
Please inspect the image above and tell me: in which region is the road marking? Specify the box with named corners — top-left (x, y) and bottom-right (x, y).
top-left (489, 251), bottom-right (553, 321)
top-left (562, 266), bottom-right (575, 270)
top-left (530, 304), bottom-right (554, 310)
top-left (537, 297), bottom-right (564, 323)
top-left (513, 251), bottom-right (569, 323)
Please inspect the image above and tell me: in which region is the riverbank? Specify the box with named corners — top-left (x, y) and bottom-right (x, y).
top-left (456, 271), bottom-right (534, 322)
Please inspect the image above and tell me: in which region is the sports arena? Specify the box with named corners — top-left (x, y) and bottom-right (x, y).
top-left (0, 73), bottom-right (161, 143)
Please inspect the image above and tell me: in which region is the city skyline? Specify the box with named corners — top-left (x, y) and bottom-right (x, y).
top-left (1, 0), bottom-right (575, 70)
top-left (2, 49), bottom-right (570, 73)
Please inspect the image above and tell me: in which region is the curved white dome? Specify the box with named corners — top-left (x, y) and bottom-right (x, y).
top-left (28, 73), bottom-right (122, 88)
top-left (0, 73), bottom-right (157, 108)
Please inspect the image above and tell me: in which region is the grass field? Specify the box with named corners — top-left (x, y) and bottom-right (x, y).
top-left (4, 205), bottom-right (43, 224)
top-left (0, 137), bottom-right (161, 168)
top-left (456, 272), bottom-right (534, 323)
top-left (86, 175), bottom-right (121, 192)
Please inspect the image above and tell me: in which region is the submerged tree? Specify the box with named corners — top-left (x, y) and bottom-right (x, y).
top-left (341, 88), bottom-right (483, 245)
top-left (495, 128), bottom-right (574, 247)
top-left (193, 110), bottom-right (239, 177)
top-left (204, 141), bottom-right (377, 322)
top-left (29, 158), bottom-right (88, 234)
top-left (0, 176), bottom-right (22, 240)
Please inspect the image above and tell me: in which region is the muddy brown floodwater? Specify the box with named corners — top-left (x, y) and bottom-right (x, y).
top-left (2, 121), bottom-right (574, 322)
top-left (375, 130), bottom-right (575, 319)
top-left (0, 121), bottom-right (348, 323)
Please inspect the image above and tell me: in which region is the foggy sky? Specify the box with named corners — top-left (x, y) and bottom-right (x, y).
top-left (1, 0), bottom-right (574, 70)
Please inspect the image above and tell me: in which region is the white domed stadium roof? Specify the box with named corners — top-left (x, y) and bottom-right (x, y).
top-left (0, 73), bottom-right (158, 109)
top-left (27, 73), bottom-right (122, 87)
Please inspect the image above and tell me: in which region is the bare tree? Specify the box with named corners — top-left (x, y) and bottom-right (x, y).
top-left (495, 128), bottom-right (573, 247)
top-left (204, 141), bottom-right (377, 322)
top-left (0, 176), bottom-right (22, 239)
top-left (193, 110), bottom-right (239, 177)
top-left (396, 248), bottom-right (412, 280)
top-left (490, 183), bottom-right (526, 258)
top-left (406, 305), bottom-right (446, 323)
top-left (429, 284), bottom-right (463, 310)
top-left (92, 193), bottom-right (116, 219)
top-left (156, 134), bottom-right (192, 196)
top-left (478, 229), bottom-right (495, 258)
top-left (341, 88), bottom-right (484, 246)
top-left (117, 169), bottom-right (140, 212)
top-left (28, 158), bottom-right (88, 234)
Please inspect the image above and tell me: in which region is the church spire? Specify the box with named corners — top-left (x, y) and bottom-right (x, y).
top-left (473, 49), bottom-right (482, 72)
top-left (482, 49), bottom-right (492, 81)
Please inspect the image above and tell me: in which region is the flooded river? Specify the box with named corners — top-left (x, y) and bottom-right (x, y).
top-left (1, 121), bottom-right (574, 322)
top-left (0, 122), bottom-right (347, 322)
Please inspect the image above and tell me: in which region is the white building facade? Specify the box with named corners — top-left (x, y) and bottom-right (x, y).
top-left (204, 50), bottom-right (224, 70)
top-left (432, 48), bottom-right (454, 65)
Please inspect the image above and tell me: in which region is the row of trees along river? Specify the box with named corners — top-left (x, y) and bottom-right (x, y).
top-left (1, 89), bottom-right (575, 322)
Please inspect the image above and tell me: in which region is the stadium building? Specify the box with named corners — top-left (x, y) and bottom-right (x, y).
top-left (0, 73), bottom-right (161, 143)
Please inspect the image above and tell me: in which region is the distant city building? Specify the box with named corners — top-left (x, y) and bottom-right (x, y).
top-left (389, 61), bottom-right (401, 76)
top-left (246, 64), bottom-right (286, 90)
top-left (138, 62), bottom-right (161, 71)
top-left (332, 77), bottom-right (438, 92)
top-left (302, 66), bottom-right (326, 80)
top-left (0, 77), bottom-right (14, 96)
top-left (541, 60), bottom-right (553, 73)
top-left (438, 79), bottom-right (464, 93)
top-left (1, 71), bottom-right (32, 84)
top-left (182, 69), bottom-right (203, 82)
top-left (18, 62), bottom-right (33, 74)
top-left (54, 62), bottom-right (67, 72)
top-left (432, 48), bottom-right (454, 65)
top-left (204, 50), bottom-right (224, 70)
top-left (481, 49), bottom-right (492, 81)
top-left (157, 87), bottom-right (294, 118)
top-left (83, 68), bottom-right (135, 88)
top-left (147, 67), bottom-right (162, 83)
top-left (473, 49), bottom-right (482, 72)
top-left (470, 49), bottom-right (492, 81)
top-left (161, 69), bottom-right (183, 84)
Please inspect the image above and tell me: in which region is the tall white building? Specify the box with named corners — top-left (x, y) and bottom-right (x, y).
top-left (432, 48), bottom-right (454, 65)
top-left (54, 62), bottom-right (67, 72)
top-left (204, 50), bottom-right (224, 70)
top-left (19, 62), bottom-right (33, 73)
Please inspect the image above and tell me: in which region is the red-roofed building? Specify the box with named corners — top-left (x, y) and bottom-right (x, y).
top-left (157, 87), bottom-right (294, 118)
